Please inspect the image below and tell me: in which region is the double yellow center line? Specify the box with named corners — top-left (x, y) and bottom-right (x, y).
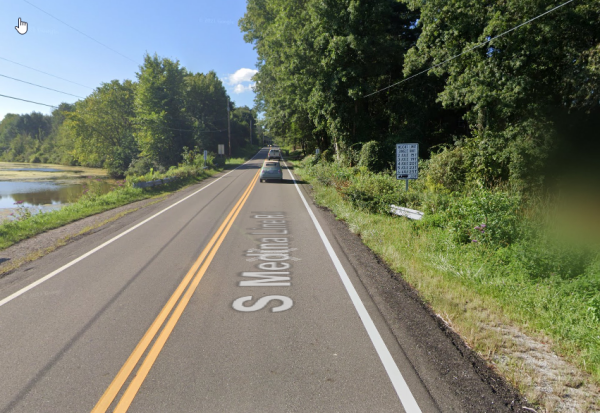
top-left (92, 170), bottom-right (260, 413)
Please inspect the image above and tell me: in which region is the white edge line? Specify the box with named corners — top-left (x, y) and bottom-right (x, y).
top-left (284, 160), bottom-right (422, 413)
top-left (0, 152), bottom-right (263, 309)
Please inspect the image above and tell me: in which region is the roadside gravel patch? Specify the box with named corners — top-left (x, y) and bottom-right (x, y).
top-left (0, 195), bottom-right (166, 277)
top-left (488, 323), bottom-right (600, 412)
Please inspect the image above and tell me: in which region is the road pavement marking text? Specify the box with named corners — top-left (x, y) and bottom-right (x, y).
top-left (93, 171), bottom-right (260, 412)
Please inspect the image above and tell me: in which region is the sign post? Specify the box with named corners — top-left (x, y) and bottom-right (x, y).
top-left (203, 150), bottom-right (208, 169)
top-left (396, 143), bottom-right (419, 191)
top-left (218, 144), bottom-right (225, 157)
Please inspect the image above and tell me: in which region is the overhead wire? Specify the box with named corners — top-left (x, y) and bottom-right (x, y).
top-left (21, 0), bottom-right (138, 64)
top-left (0, 93), bottom-right (58, 108)
top-left (363, 0), bottom-right (576, 98)
top-left (0, 73), bottom-right (85, 99)
top-left (132, 120), bottom-right (228, 134)
top-left (0, 56), bottom-right (93, 90)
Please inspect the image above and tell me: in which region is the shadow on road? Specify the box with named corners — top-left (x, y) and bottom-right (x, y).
top-left (261, 179), bottom-right (308, 185)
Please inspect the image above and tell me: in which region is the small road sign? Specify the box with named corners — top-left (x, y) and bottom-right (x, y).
top-left (396, 143), bottom-right (419, 180)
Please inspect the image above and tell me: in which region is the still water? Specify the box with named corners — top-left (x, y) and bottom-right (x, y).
top-left (0, 163), bottom-right (112, 221)
top-left (0, 180), bottom-right (113, 208)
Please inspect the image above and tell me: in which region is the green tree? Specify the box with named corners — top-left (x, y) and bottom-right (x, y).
top-left (402, 0), bottom-right (600, 185)
top-left (240, 0), bottom-right (462, 163)
top-left (135, 53), bottom-right (192, 167)
top-left (185, 71), bottom-right (229, 152)
top-left (66, 79), bottom-right (137, 176)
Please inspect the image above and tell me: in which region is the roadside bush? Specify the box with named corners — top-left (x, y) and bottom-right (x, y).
top-left (212, 155), bottom-right (226, 168)
top-left (126, 157), bottom-right (154, 176)
top-left (339, 146), bottom-right (361, 167)
top-left (441, 188), bottom-right (522, 247)
top-left (105, 147), bottom-right (133, 178)
top-left (341, 172), bottom-right (401, 214)
top-left (321, 148), bottom-right (334, 163)
top-left (303, 153), bottom-right (320, 166)
top-left (497, 233), bottom-right (597, 281)
top-left (204, 153), bottom-right (216, 168)
top-left (358, 141), bottom-right (385, 173)
top-left (424, 146), bottom-right (468, 192)
top-left (181, 146), bottom-right (201, 166)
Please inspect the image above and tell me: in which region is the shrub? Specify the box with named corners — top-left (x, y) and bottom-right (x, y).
top-left (105, 147), bottom-right (133, 178)
top-left (321, 149), bottom-right (334, 163)
top-left (212, 155), bottom-right (226, 168)
top-left (500, 236), bottom-right (597, 281)
top-left (424, 146), bottom-right (468, 192)
top-left (358, 141), bottom-right (385, 173)
top-left (303, 153), bottom-right (320, 166)
top-left (442, 188), bottom-right (522, 247)
top-left (126, 157), bottom-right (155, 177)
top-left (341, 172), bottom-right (402, 213)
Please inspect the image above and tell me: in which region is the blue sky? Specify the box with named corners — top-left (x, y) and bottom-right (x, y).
top-left (0, 0), bottom-right (258, 121)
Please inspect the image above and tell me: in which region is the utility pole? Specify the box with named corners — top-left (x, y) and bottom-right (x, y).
top-left (250, 118), bottom-right (252, 146)
top-left (227, 97), bottom-right (231, 157)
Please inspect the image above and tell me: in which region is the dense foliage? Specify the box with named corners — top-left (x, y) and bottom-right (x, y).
top-left (241, 0), bottom-right (600, 187)
top-left (0, 53), bottom-right (259, 177)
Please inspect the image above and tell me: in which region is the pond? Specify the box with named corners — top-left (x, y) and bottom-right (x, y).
top-left (0, 162), bottom-right (113, 222)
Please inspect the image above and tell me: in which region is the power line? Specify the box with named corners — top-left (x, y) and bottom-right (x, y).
top-left (0, 56), bottom-right (93, 90)
top-left (364, 0), bottom-right (576, 98)
top-left (0, 73), bottom-right (85, 99)
top-left (22, 0), bottom-right (138, 64)
top-left (133, 119), bottom-right (228, 133)
top-left (0, 93), bottom-right (58, 108)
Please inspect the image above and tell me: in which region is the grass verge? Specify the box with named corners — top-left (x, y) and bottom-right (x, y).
top-left (292, 159), bottom-right (600, 411)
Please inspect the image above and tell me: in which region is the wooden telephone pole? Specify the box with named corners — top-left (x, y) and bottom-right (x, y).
top-left (227, 97), bottom-right (231, 157)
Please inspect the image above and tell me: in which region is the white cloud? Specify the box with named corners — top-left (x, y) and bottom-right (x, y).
top-left (233, 83), bottom-right (256, 94)
top-left (227, 68), bottom-right (258, 85)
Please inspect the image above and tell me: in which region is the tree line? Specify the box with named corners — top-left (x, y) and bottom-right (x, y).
top-left (0, 53), bottom-right (260, 177)
top-left (240, 0), bottom-right (599, 188)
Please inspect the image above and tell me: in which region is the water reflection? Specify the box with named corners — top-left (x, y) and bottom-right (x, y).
top-left (0, 181), bottom-right (113, 209)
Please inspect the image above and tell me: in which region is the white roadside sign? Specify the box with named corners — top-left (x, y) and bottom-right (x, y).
top-left (396, 143), bottom-right (419, 180)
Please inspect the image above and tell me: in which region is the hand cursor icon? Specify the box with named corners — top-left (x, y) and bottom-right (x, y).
top-left (16, 18), bottom-right (28, 35)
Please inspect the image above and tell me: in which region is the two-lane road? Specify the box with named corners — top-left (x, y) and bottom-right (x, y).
top-left (0, 148), bottom-right (511, 412)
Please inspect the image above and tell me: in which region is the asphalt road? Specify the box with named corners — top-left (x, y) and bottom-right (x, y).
top-left (0, 148), bottom-right (525, 412)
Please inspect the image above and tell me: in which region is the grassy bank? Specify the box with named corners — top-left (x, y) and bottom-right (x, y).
top-left (0, 156), bottom-right (249, 251)
top-left (293, 156), bottom-right (600, 409)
